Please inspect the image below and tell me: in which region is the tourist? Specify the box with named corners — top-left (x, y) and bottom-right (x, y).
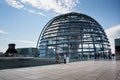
top-left (64, 53), bottom-right (67, 64)
top-left (57, 54), bottom-right (61, 64)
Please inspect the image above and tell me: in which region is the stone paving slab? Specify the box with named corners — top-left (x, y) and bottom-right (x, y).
top-left (0, 60), bottom-right (120, 80)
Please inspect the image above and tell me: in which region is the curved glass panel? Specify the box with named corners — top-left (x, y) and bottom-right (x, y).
top-left (37, 12), bottom-right (111, 60)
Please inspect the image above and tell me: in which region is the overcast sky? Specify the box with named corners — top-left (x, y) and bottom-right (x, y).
top-left (0, 0), bottom-right (120, 53)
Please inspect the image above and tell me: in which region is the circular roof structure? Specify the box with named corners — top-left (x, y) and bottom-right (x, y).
top-left (37, 12), bottom-right (110, 59)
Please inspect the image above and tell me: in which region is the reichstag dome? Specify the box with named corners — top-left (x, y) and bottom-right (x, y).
top-left (37, 12), bottom-right (111, 60)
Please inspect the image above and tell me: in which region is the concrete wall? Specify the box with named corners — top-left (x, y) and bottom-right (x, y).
top-left (0, 57), bottom-right (56, 70)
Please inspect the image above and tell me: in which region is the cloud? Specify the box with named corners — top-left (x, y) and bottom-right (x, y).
top-left (5, 0), bottom-right (46, 16)
top-left (12, 40), bottom-right (35, 44)
top-left (6, 0), bottom-right (24, 9)
top-left (18, 40), bottom-right (35, 44)
top-left (4, 40), bottom-right (36, 49)
top-left (5, 0), bottom-right (79, 15)
top-left (21, 0), bottom-right (79, 14)
top-left (0, 30), bottom-right (7, 34)
top-left (24, 8), bottom-right (46, 16)
top-left (105, 24), bottom-right (120, 53)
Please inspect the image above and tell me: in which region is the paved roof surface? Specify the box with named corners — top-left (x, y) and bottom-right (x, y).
top-left (0, 60), bottom-right (120, 80)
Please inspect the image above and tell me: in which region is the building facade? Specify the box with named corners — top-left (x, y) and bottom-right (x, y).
top-left (17, 48), bottom-right (39, 57)
top-left (37, 12), bottom-right (110, 60)
top-left (115, 38), bottom-right (120, 60)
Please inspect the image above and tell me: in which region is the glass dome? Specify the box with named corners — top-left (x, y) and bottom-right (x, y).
top-left (37, 12), bottom-right (110, 59)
